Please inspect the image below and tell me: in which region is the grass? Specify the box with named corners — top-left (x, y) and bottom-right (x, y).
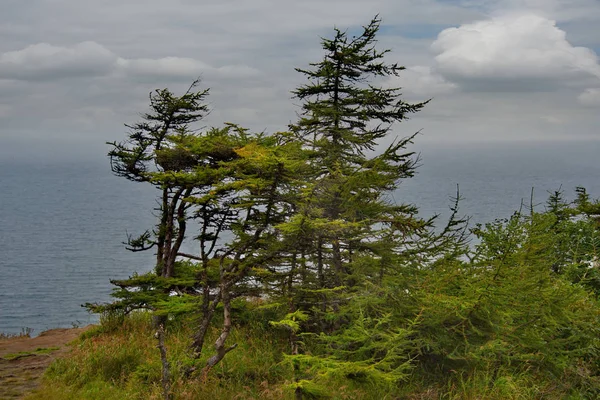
top-left (2, 347), bottom-right (60, 361)
top-left (25, 312), bottom-right (278, 399)
top-left (22, 310), bottom-right (593, 400)
top-left (24, 311), bottom-right (387, 400)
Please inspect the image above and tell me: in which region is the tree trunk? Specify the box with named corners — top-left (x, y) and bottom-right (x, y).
top-left (156, 324), bottom-right (172, 400)
top-left (332, 240), bottom-right (342, 287)
top-left (201, 285), bottom-right (237, 377)
top-left (191, 301), bottom-right (216, 356)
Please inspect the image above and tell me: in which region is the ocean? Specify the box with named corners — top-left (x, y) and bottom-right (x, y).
top-left (1, 140), bottom-right (599, 335)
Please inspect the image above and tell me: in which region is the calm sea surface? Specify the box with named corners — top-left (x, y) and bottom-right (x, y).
top-left (1, 140), bottom-right (599, 335)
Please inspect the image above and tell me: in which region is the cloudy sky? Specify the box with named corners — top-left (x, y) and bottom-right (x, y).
top-left (1, 0), bottom-right (599, 160)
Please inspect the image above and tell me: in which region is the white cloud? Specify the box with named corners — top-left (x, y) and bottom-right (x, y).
top-left (115, 57), bottom-right (261, 81)
top-left (0, 42), bottom-right (260, 82)
top-left (0, 41), bottom-right (118, 81)
top-left (431, 13), bottom-right (600, 91)
top-left (578, 88), bottom-right (600, 106)
top-left (394, 66), bottom-right (458, 97)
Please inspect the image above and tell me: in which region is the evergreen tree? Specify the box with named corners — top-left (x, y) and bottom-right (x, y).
top-left (283, 16), bottom-right (430, 316)
top-left (272, 17), bottom-right (469, 396)
top-left (106, 80), bottom-right (210, 281)
top-left (186, 129), bottom-right (307, 372)
top-left (92, 81), bottom-right (308, 380)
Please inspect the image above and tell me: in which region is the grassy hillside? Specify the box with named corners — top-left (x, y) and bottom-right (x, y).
top-left (26, 312), bottom-right (388, 400)
top-left (27, 297), bottom-right (598, 400)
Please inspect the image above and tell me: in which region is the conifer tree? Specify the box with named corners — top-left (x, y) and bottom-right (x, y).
top-left (281, 16), bottom-right (430, 326)
top-left (272, 17), bottom-right (467, 396)
top-left (93, 81), bottom-right (308, 377)
top-left (106, 80), bottom-right (210, 281)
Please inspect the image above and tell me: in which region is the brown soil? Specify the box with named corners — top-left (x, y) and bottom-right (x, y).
top-left (0, 326), bottom-right (92, 399)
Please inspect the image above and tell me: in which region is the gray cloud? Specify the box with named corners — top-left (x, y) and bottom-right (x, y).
top-left (579, 88), bottom-right (600, 107)
top-left (0, 0), bottom-right (599, 162)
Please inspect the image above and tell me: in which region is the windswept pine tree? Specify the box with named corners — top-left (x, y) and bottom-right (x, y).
top-left (184, 129), bottom-right (307, 372)
top-left (88, 80), bottom-right (216, 339)
top-left (105, 80), bottom-right (210, 281)
top-left (285, 16), bottom-right (431, 295)
top-left (90, 81), bottom-right (309, 389)
top-left (270, 17), bottom-right (468, 396)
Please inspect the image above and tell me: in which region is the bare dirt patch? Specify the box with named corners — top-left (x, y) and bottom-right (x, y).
top-left (0, 326), bottom-right (92, 399)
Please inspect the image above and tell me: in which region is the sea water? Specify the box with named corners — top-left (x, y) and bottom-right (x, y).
top-left (1, 140), bottom-right (598, 335)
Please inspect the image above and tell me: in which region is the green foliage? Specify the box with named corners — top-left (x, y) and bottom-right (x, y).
top-left (267, 18), bottom-right (473, 398)
top-left (270, 310), bottom-right (310, 332)
top-left (85, 261), bottom-right (204, 316)
top-left (407, 196), bottom-right (600, 397)
top-left (67, 15), bottom-right (600, 400)
top-left (2, 346), bottom-right (60, 361)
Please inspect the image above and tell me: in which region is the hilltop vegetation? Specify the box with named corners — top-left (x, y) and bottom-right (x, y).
top-left (29, 17), bottom-right (600, 399)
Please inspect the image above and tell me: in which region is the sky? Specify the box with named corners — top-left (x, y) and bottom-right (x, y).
top-left (1, 0), bottom-right (599, 160)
